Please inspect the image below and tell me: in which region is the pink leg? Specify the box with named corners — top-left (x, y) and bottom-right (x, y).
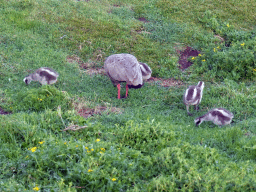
top-left (117, 84), bottom-right (121, 99)
top-left (125, 84), bottom-right (129, 98)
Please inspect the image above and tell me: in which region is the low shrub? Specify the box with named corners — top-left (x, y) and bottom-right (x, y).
top-left (190, 11), bottom-right (256, 81)
top-left (9, 85), bottom-right (70, 113)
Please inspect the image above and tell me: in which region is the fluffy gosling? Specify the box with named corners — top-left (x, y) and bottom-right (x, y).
top-left (23, 67), bottom-right (59, 85)
top-left (195, 108), bottom-right (234, 126)
top-left (183, 81), bottom-right (205, 116)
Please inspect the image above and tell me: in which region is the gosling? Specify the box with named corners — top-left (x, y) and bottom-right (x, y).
top-left (194, 108), bottom-right (234, 126)
top-left (23, 67), bottom-right (59, 85)
top-left (183, 81), bottom-right (204, 116)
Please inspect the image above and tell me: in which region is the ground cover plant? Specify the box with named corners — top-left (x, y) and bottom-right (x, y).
top-left (1, 0), bottom-right (256, 191)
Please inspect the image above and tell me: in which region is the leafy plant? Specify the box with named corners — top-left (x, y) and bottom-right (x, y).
top-left (190, 11), bottom-right (256, 81)
top-left (8, 85), bottom-right (70, 113)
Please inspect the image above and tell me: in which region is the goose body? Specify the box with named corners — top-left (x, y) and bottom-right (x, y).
top-left (23, 67), bottom-right (59, 85)
top-left (195, 108), bottom-right (234, 126)
top-left (104, 53), bottom-right (152, 99)
top-left (183, 81), bottom-right (204, 116)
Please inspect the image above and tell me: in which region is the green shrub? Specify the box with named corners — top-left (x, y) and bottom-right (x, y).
top-left (191, 11), bottom-right (256, 81)
top-left (9, 85), bottom-right (70, 113)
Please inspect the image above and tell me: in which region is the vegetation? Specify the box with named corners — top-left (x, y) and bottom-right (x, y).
top-left (190, 11), bottom-right (256, 81)
top-left (0, 0), bottom-right (256, 191)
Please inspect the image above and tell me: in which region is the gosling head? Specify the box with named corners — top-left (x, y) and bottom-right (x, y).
top-left (23, 75), bottom-right (32, 85)
top-left (197, 81), bottom-right (204, 89)
top-left (194, 117), bottom-right (202, 126)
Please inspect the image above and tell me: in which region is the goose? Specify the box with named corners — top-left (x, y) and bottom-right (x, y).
top-left (104, 53), bottom-right (152, 99)
top-left (183, 81), bottom-right (204, 116)
top-left (23, 67), bottom-right (59, 85)
top-left (195, 108), bottom-right (234, 126)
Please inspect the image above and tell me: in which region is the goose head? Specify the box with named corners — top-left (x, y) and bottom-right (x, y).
top-left (139, 62), bottom-right (152, 80)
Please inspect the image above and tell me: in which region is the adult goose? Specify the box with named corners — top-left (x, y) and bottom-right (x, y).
top-left (104, 53), bottom-right (152, 99)
top-left (23, 67), bottom-right (59, 85)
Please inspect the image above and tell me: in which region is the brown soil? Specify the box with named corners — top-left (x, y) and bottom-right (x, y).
top-left (146, 77), bottom-right (183, 87)
top-left (138, 17), bottom-right (149, 23)
top-left (214, 35), bottom-right (225, 43)
top-left (77, 106), bottom-right (122, 118)
top-left (178, 46), bottom-right (200, 70)
top-left (67, 55), bottom-right (84, 65)
top-left (134, 29), bottom-right (151, 34)
top-left (72, 97), bottom-right (123, 119)
top-left (0, 107), bottom-right (10, 115)
top-left (67, 55), bottom-right (105, 75)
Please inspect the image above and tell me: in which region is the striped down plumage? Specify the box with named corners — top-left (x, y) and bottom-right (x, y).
top-left (23, 67), bottom-right (59, 85)
top-left (194, 108), bottom-right (234, 126)
top-left (183, 81), bottom-right (204, 116)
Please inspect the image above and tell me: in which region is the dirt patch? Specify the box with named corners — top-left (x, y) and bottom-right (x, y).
top-left (84, 68), bottom-right (105, 75)
top-left (134, 27), bottom-right (151, 34)
top-left (178, 46), bottom-right (200, 70)
top-left (77, 106), bottom-right (122, 118)
top-left (0, 107), bottom-right (10, 115)
top-left (214, 35), bottom-right (225, 43)
top-left (146, 77), bottom-right (183, 87)
top-left (72, 98), bottom-right (122, 118)
top-left (138, 17), bottom-right (149, 23)
top-left (67, 55), bottom-right (85, 66)
top-left (67, 55), bottom-right (105, 75)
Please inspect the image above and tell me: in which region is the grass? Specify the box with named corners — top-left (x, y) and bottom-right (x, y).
top-left (1, 0), bottom-right (256, 191)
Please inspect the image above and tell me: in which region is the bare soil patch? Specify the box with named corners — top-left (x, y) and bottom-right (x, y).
top-left (67, 55), bottom-right (105, 75)
top-left (138, 17), bottom-right (149, 23)
top-left (0, 107), bottom-right (10, 115)
top-left (76, 106), bottom-right (122, 118)
top-left (214, 35), bottom-right (225, 43)
top-left (72, 98), bottom-right (122, 118)
top-left (146, 77), bottom-right (183, 87)
top-left (178, 46), bottom-right (200, 70)
top-left (133, 27), bottom-right (151, 34)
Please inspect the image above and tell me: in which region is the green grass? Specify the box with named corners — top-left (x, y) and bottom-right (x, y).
top-left (1, 0), bottom-right (256, 191)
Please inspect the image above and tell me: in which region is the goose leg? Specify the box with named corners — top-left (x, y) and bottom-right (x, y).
top-left (117, 84), bottom-right (121, 99)
top-left (125, 84), bottom-right (129, 98)
top-left (186, 105), bottom-right (193, 116)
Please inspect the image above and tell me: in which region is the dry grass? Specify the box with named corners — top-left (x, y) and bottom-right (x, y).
top-left (146, 77), bottom-right (183, 87)
top-left (67, 55), bottom-right (105, 75)
top-left (72, 97), bottom-right (123, 118)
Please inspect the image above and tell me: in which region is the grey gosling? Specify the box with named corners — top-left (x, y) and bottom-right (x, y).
top-left (104, 53), bottom-right (152, 99)
top-left (195, 108), bottom-right (234, 126)
top-left (183, 81), bottom-right (204, 116)
top-left (23, 67), bottom-right (59, 85)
